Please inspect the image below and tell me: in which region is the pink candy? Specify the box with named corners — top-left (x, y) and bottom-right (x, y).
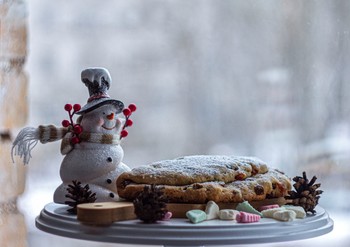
top-left (162, 211), bottom-right (173, 221)
top-left (258, 204), bottom-right (280, 212)
top-left (236, 212), bottom-right (261, 223)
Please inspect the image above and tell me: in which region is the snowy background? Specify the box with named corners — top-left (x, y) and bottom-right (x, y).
top-left (15, 0), bottom-right (350, 246)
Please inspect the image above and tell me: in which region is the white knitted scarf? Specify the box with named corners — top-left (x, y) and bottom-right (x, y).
top-left (12, 125), bottom-right (120, 165)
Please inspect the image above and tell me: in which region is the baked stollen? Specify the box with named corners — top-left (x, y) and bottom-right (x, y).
top-left (117, 155), bottom-right (291, 203)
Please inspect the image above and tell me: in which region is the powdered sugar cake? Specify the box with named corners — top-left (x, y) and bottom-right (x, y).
top-left (116, 155), bottom-right (291, 204)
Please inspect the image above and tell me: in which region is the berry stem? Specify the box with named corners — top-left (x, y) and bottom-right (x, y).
top-left (120, 115), bottom-right (129, 140)
top-left (120, 104), bottom-right (136, 140)
top-left (122, 115), bottom-right (130, 130)
top-left (68, 110), bottom-right (75, 127)
top-left (63, 103), bottom-right (82, 144)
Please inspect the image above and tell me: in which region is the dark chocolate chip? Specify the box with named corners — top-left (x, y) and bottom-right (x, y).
top-left (254, 185), bottom-right (265, 195)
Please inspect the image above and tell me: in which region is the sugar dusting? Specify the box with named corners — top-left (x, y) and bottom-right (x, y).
top-left (124, 155), bottom-right (269, 186)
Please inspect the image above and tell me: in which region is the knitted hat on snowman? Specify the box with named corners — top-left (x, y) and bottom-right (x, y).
top-left (12, 67), bottom-right (131, 165)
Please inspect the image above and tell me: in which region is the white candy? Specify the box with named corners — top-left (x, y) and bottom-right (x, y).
top-left (261, 207), bottom-right (286, 218)
top-left (205, 201), bottom-right (220, 220)
top-left (273, 210), bottom-right (296, 222)
top-left (282, 205), bottom-right (306, 219)
top-left (219, 209), bottom-right (239, 220)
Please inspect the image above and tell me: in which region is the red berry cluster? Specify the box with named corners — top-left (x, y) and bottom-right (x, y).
top-left (62, 103), bottom-right (83, 144)
top-left (120, 103), bottom-right (137, 139)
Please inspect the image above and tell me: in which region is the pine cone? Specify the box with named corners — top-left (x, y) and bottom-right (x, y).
top-left (133, 184), bottom-right (168, 223)
top-left (285, 171), bottom-right (323, 214)
top-left (65, 180), bottom-right (97, 214)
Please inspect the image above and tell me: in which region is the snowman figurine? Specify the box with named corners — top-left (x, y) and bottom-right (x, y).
top-left (12, 67), bottom-right (134, 203)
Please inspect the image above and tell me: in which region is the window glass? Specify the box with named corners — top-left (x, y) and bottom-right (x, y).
top-left (20, 1), bottom-right (350, 246)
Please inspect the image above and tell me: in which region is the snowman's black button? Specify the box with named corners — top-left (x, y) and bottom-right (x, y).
top-left (109, 193), bottom-right (114, 198)
top-left (106, 179), bottom-right (112, 184)
top-left (107, 157), bottom-right (113, 162)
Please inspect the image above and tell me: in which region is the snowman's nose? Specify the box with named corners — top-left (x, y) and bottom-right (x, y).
top-left (106, 113), bottom-right (115, 120)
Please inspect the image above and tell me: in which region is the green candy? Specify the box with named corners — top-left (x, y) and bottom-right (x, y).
top-left (186, 209), bottom-right (207, 224)
top-left (236, 201), bottom-right (263, 217)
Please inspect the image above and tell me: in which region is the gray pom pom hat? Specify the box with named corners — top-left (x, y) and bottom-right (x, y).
top-left (77, 67), bottom-right (124, 115)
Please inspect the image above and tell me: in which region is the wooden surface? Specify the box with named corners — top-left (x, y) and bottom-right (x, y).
top-left (77, 197), bottom-right (287, 225)
top-left (77, 202), bottom-right (135, 225)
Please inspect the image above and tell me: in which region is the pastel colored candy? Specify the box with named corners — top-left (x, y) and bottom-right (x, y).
top-left (205, 201), bottom-right (220, 220)
top-left (258, 204), bottom-right (280, 212)
top-left (162, 211), bottom-right (173, 221)
top-left (186, 209), bottom-right (207, 224)
top-left (236, 211), bottom-right (261, 223)
top-left (219, 209), bottom-right (239, 220)
top-left (236, 201), bottom-right (262, 217)
top-left (282, 205), bottom-right (306, 219)
top-left (261, 207), bottom-right (286, 218)
top-left (273, 210), bottom-right (296, 222)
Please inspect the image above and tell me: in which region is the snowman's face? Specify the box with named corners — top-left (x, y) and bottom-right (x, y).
top-left (80, 104), bottom-right (121, 134)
